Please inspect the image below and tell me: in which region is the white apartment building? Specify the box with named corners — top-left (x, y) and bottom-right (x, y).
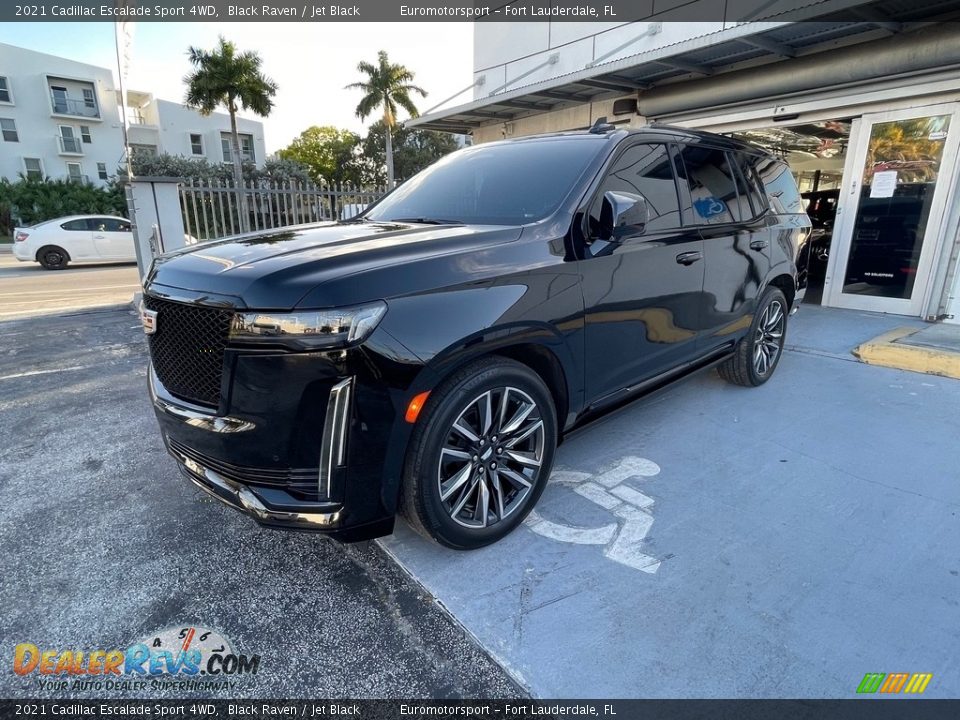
top-left (409, 0), bottom-right (960, 323)
top-left (0, 43), bottom-right (267, 187)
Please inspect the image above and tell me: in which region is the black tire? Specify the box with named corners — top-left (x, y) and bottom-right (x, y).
top-left (401, 357), bottom-right (558, 550)
top-left (717, 286), bottom-right (788, 387)
top-left (37, 246), bottom-right (69, 270)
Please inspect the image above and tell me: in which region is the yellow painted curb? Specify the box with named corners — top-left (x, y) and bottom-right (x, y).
top-left (852, 327), bottom-right (960, 380)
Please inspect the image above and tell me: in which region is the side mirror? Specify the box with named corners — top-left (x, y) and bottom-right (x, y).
top-left (600, 191), bottom-right (648, 240)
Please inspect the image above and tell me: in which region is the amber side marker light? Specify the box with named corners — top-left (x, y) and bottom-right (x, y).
top-left (405, 391), bottom-right (431, 424)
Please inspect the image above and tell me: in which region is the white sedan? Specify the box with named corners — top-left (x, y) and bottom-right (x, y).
top-left (13, 215), bottom-right (136, 270)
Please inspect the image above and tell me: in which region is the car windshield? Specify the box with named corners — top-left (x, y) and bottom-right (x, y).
top-left (364, 137), bottom-right (605, 226)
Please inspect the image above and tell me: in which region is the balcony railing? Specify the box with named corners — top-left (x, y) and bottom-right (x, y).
top-left (58, 135), bottom-right (83, 154)
top-left (50, 94), bottom-right (100, 118)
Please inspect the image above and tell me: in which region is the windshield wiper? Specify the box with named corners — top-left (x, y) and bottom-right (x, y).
top-left (387, 217), bottom-right (464, 225)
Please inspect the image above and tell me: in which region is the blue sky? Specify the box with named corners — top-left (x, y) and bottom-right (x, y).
top-left (0, 22), bottom-right (474, 152)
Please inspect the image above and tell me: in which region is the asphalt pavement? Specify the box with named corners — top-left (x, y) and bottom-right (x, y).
top-left (0, 255), bottom-right (141, 321)
top-left (0, 307), bottom-right (522, 699)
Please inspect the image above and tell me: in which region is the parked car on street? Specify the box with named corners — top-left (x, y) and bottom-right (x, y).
top-left (142, 124), bottom-right (810, 549)
top-left (13, 215), bottom-right (135, 270)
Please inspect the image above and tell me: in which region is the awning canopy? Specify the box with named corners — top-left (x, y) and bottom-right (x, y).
top-left (407, 0), bottom-right (960, 134)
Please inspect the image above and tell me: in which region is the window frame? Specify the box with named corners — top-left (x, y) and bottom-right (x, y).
top-left (80, 125), bottom-right (92, 144)
top-left (0, 76), bottom-right (12, 104)
top-left (23, 157), bottom-right (43, 180)
top-left (97, 162), bottom-right (108, 180)
top-left (581, 139), bottom-right (685, 241)
top-left (81, 87), bottom-right (96, 110)
top-left (728, 150), bottom-right (769, 220)
top-left (0, 117), bottom-right (18, 142)
top-left (189, 132), bottom-right (204, 156)
top-left (66, 161), bottom-right (83, 182)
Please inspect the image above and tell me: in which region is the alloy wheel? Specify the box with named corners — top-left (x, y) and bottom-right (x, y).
top-left (753, 299), bottom-right (785, 377)
top-left (436, 386), bottom-right (545, 529)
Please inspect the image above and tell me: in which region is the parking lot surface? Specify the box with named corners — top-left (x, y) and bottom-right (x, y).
top-left (0, 307), bottom-right (521, 699)
top-left (2, 302), bottom-right (957, 699)
top-left (381, 306), bottom-right (960, 697)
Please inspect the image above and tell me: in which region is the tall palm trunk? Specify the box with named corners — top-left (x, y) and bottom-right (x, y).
top-left (385, 122), bottom-right (395, 189)
top-left (229, 101), bottom-right (250, 233)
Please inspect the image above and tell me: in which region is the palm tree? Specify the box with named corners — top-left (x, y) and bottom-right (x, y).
top-left (184, 36), bottom-right (277, 232)
top-left (345, 50), bottom-right (426, 189)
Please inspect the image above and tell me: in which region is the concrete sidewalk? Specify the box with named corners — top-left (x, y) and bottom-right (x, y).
top-left (381, 305), bottom-right (960, 698)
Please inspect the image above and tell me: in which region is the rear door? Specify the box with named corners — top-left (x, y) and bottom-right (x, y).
top-left (580, 141), bottom-right (706, 404)
top-left (674, 143), bottom-right (772, 353)
top-left (58, 218), bottom-right (95, 259)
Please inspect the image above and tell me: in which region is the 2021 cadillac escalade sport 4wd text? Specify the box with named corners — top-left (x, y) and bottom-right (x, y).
top-left (142, 125), bottom-right (810, 549)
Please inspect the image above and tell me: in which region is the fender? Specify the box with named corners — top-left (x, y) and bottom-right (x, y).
top-left (372, 276), bottom-right (586, 515)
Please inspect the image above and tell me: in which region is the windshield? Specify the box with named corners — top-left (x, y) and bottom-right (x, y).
top-left (365, 137), bottom-right (604, 226)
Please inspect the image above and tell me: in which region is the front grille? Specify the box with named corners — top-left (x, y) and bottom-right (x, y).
top-left (168, 438), bottom-right (318, 492)
top-left (143, 295), bottom-right (233, 408)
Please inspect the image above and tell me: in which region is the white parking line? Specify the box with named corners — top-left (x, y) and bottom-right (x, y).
top-left (0, 365), bottom-right (88, 381)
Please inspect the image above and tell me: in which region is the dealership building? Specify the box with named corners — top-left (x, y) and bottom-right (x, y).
top-left (409, 0), bottom-right (960, 323)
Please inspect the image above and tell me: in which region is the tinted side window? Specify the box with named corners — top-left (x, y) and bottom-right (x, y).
top-left (100, 218), bottom-right (130, 232)
top-left (589, 143), bottom-right (681, 234)
top-left (755, 156), bottom-right (803, 214)
top-left (676, 145), bottom-right (744, 224)
top-left (61, 219), bottom-right (91, 231)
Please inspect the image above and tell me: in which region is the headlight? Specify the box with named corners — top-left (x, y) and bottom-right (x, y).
top-left (230, 301), bottom-right (387, 350)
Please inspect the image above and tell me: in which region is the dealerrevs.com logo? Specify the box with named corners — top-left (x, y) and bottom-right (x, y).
top-left (13, 626), bottom-right (260, 692)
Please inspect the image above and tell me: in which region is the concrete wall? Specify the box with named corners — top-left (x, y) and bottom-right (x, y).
top-left (473, 20), bottom-right (727, 100)
top-left (153, 99), bottom-right (266, 167)
top-left (0, 43), bottom-right (124, 186)
top-left (472, 96), bottom-right (646, 144)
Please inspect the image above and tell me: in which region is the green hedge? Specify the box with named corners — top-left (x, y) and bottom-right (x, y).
top-left (0, 177), bottom-right (127, 235)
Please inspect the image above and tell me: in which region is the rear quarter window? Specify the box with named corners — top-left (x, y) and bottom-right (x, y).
top-left (61, 219), bottom-right (92, 231)
top-left (755, 156), bottom-right (803, 214)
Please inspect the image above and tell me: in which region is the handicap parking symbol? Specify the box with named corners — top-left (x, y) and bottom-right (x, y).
top-left (524, 456), bottom-right (663, 573)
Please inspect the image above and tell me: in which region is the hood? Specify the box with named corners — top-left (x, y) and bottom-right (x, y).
top-left (146, 220), bottom-right (524, 309)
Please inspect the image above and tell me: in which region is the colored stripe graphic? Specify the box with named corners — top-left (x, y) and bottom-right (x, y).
top-left (904, 673), bottom-right (933, 694)
top-left (880, 673), bottom-right (909, 693)
top-left (857, 672), bottom-right (933, 694)
top-left (857, 673), bottom-right (885, 693)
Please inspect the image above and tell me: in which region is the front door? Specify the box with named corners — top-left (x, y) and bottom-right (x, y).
top-left (824, 104), bottom-right (960, 315)
top-left (580, 142), bottom-right (705, 403)
top-left (92, 218), bottom-right (135, 259)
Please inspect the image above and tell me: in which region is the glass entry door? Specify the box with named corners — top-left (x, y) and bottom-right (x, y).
top-left (824, 104), bottom-right (960, 315)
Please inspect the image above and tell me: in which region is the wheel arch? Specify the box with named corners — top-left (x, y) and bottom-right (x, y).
top-left (767, 272), bottom-right (796, 310)
top-left (35, 244), bottom-right (71, 263)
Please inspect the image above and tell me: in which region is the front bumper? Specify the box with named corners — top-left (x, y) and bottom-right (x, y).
top-left (149, 359), bottom-right (399, 541)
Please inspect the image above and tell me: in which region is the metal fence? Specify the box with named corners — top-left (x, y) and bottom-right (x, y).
top-left (179, 179), bottom-right (387, 241)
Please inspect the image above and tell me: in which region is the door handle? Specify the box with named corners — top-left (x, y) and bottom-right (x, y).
top-left (675, 251), bottom-right (702, 266)
top-left (94, 235), bottom-right (106, 239)
top-left (749, 239), bottom-right (769, 251)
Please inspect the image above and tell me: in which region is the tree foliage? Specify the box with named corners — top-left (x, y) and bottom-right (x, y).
top-left (345, 50), bottom-right (427, 187)
top-left (361, 121), bottom-right (461, 185)
top-left (0, 177), bottom-right (126, 234)
top-left (184, 36), bottom-right (277, 231)
top-left (122, 153), bottom-right (311, 184)
top-left (278, 126), bottom-right (368, 186)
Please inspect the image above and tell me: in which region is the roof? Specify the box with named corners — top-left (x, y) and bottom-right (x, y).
top-left (408, 0), bottom-right (960, 134)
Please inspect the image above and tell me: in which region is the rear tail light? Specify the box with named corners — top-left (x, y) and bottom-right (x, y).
top-left (14, 231), bottom-right (28, 242)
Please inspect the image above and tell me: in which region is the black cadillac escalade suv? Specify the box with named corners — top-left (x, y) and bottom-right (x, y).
top-left (142, 124), bottom-right (810, 549)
